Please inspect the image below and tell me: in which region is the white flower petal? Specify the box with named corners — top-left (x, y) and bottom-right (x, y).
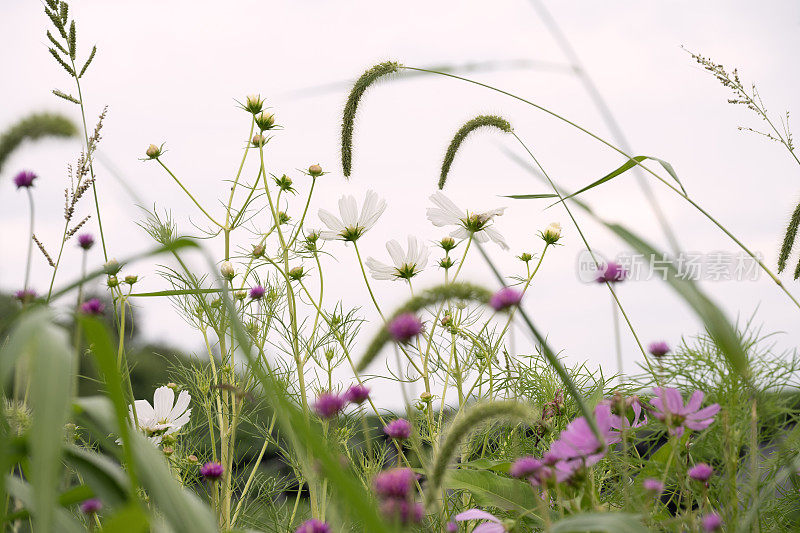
top-left (483, 226), bottom-right (509, 250)
top-left (426, 208), bottom-right (458, 227)
top-left (386, 240), bottom-right (404, 267)
top-left (318, 230), bottom-right (341, 241)
top-left (132, 400), bottom-right (155, 422)
top-left (152, 386), bottom-right (174, 422)
top-left (169, 390), bottom-right (191, 421)
top-left (430, 192), bottom-right (464, 220)
top-left (365, 257), bottom-right (397, 280)
top-left (339, 195), bottom-right (359, 227)
top-left (359, 190), bottom-right (386, 232)
top-left (318, 209), bottom-right (345, 233)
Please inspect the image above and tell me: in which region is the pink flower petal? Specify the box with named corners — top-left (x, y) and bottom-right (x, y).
top-left (455, 509), bottom-right (501, 523)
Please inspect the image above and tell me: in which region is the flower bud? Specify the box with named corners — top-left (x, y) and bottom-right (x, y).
top-left (103, 259), bottom-right (122, 276)
top-left (518, 252), bottom-right (533, 263)
top-left (288, 266), bottom-right (305, 281)
top-left (419, 391), bottom-right (432, 403)
top-left (235, 290), bottom-right (247, 300)
top-left (439, 257), bottom-right (455, 270)
top-left (541, 222), bottom-right (562, 245)
top-left (274, 174), bottom-right (293, 192)
top-left (441, 314), bottom-right (452, 326)
top-left (210, 298), bottom-right (222, 308)
top-left (124, 275), bottom-right (138, 285)
top-left (252, 244), bottom-right (265, 258)
top-left (166, 382), bottom-right (178, 390)
top-left (145, 144), bottom-right (161, 159)
top-left (308, 164), bottom-right (323, 177)
top-left (187, 454), bottom-right (199, 464)
top-left (439, 236), bottom-right (456, 252)
top-left (244, 94), bottom-right (264, 114)
top-left (251, 134), bottom-right (266, 147)
top-left (220, 261), bottom-right (235, 280)
top-left (162, 446), bottom-right (174, 456)
top-left (255, 112), bottom-right (275, 131)
top-left (106, 275), bottom-right (119, 288)
top-left (277, 211), bottom-right (291, 225)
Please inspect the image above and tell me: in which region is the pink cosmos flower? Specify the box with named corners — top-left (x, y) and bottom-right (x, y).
top-left (650, 388), bottom-right (720, 436)
top-left (548, 403), bottom-right (620, 468)
top-left (344, 384), bottom-right (370, 405)
top-left (454, 509), bottom-right (507, 533)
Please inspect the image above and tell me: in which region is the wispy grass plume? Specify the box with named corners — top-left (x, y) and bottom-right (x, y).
top-left (0, 113), bottom-right (77, 173)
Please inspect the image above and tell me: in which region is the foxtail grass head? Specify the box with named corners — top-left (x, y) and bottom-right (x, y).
top-left (341, 61), bottom-right (401, 177)
top-left (439, 115), bottom-right (512, 190)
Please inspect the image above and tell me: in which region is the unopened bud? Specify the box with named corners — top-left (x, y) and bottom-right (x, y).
top-left (518, 252), bottom-right (533, 263)
top-left (255, 112), bottom-right (275, 131)
top-left (235, 290), bottom-right (247, 300)
top-left (124, 275), bottom-right (138, 285)
top-left (244, 94), bottom-right (264, 114)
top-left (441, 314), bottom-right (452, 326)
top-left (277, 211), bottom-right (290, 225)
top-left (541, 222), bottom-right (562, 245)
top-left (166, 382), bottom-right (178, 390)
top-left (251, 134), bottom-right (266, 147)
top-left (145, 144), bottom-right (161, 159)
top-left (274, 174), bottom-right (293, 192)
top-left (440, 237), bottom-right (456, 252)
top-left (106, 275), bottom-right (119, 288)
top-left (308, 164), bottom-right (323, 177)
top-left (187, 454), bottom-right (199, 463)
top-left (288, 266), bottom-right (304, 281)
top-left (220, 261), bottom-right (235, 280)
top-left (103, 259), bottom-right (121, 275)
top-left (252, 244), bottom-right (265, 258)
top-left (420, 391), bottom-right (432, 403)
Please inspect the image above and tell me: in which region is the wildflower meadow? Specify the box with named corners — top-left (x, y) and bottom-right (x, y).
top-left (3, 2), bottom-right (800, 532)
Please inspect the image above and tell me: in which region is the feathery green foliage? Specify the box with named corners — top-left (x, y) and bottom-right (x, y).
top-left (341, 61), bottom-right (401, 177)
top-left (439, 115), bottom-right (512, 189)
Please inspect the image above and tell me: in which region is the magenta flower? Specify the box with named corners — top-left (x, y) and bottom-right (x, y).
top-left (344, 383), bottom-right (370, 405)
top-left (454, 509), bottom-right (507, 533)
top-left (387, 313), bottom-right (423, 342)
top-left (374, 468), bottom-right (416, 499)
top-left (596, 261), bottom-right (626, 283)
top-left (446, 522), bottom-right (458, 532)
top-left (489, 287), bottom-right (523, 311)
top-left (548, 403), bottom-right (620, 468)
top-left (688, 462), bottom-right (714, 482)
top-left (295, 519), bottom-right (331, 533)
top-left (648, 341), bottom-right (670, 357)
top-left (14, 289), bottom-right (36, 303)
top-left (79, 498), bottom-right (102, 514)
top-left (383, 418), bottom-right (412, 440)
top-left (77, 233), bottom-right (95, 250)
top-left (312, 392), bottom-right (345, 419)
top-left (510, 455), bottom-right (570, 487)
top-left (650, 388), bottom-right (720, 436)
top-left (380, 498), bottom-right (424, 524)
top-left (13, 170), bottom-right (37, 189)
top-left (701, 513), bottom-right (723, 532)
top-left (200, 461), bottom-right (224, 481)
top-left (606, 395), bottom-right (647, 432)
top-left (80, 298), bottom-right (105, 316)
top-left (642, 478), bottom-right (664, 493)
top-left (249, 285), bottom-right (266, 300)
top-left (510, 456), bottom-right (542, 479)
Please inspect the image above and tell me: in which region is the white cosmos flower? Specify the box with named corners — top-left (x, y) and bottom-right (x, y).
top-left (129, 386), bottom-right (191, 445)
top-left (318, 190), bottom-right (387, 242)
top-left (426, 191), bottom-right (509, 250)
top-left (365, 236), bottom-right (430, 281)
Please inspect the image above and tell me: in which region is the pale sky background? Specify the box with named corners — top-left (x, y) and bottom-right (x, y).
top-left (2, 1), bottom-right (800, 404)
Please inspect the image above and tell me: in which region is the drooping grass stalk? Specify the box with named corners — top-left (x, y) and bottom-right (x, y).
top-left (472, 240), bottom-right (604, 442)
top-left (398, 65), bottom-right (800, 310)
top-left (439, 115), bottom-right (512, 189)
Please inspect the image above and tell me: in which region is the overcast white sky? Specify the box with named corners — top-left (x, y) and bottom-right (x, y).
top-left (3, 1), bottom-right (800, 403)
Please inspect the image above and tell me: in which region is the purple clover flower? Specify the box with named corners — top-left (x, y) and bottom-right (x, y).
top-left (383, 418), bottom-right (412, 440)
top-left (249, 285), bottom-right (266, 300)
top-left (80, 298), bottom-right (105, 316)
top-left (387, 313), bottom-right (423, 342)
top-left (77, 233), bottom-right (95, 250)
top-left (701, 513), bottom-right (723, 532)
top-left (688, 462), bottom-right (714, 482)
top-left (14, 289), bottom-right (36, 303)
top-left (344, 383), bottom-right (370, 405)
top-left (642, 478), bottom-right (664, 493)
top-left (596, 261), bottom-right (626, 283)
top-left (650, 388), bottom-right (720, 436)
top-left (200, 461), bottom-right (224, 481)
top-left (295, 519), bottom-right (331, 533)
top-left (312, 392), bottom-right (346, 419)
top-left (79, 498), bottom-right (102, 514)
top-left (648, 341), bottom-right (670, 357)
top-left (489, 287), bottom-right (522, 311)
top-left (380, 498), bottom-right (424, 525)
top-left (13, 170), bottom-right (37, 189)
top-left (374, 468), bottom-right (416, 499)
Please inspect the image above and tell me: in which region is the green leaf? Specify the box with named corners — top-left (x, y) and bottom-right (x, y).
top-left (554, 155), bottom-right (687, 206)
top-left (502, 193), bottom-right (559, 199)
top-left (605, 223), bottom-right (749, 380)
top-left (444, 469), bottom-right (539, 513)
top-left (551, 512), bottom-right (648, 533)
top-left (102, 504), bottom-right (149, 533)
top-left (5, 476), bottom-right (84, 533)
top-left (64, 444), bottom-right (129, 508)
top-left (24, 312), bottom-right (75, 531)
top-left (129, 288), bottom-right (222, 298)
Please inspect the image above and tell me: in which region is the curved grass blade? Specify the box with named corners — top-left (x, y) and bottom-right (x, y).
top-left (551, 512), bottom-right (648, 533)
